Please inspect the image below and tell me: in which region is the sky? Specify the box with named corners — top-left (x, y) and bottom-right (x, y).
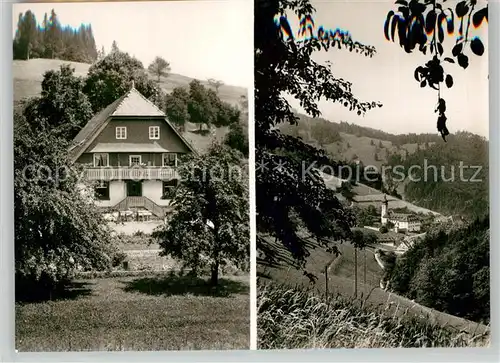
top-left (285, 0), bottom-right (489, 137)
top-left (12, 0), bottom-right (253, 88)
top-left (11, 1), bottom-right (489, 136)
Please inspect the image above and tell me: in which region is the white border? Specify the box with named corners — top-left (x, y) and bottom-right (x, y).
top-left (1, 0), bottom-right (499, 362)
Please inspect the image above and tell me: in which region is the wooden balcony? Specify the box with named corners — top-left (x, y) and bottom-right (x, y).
top-left (84, 167), bottom-right (178, 181)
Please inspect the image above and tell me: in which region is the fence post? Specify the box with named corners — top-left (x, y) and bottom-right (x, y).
top-left (354, 247), bottom-right (358, 299)
top-left (364, 249), bottom-right (367, 285)
top-left (325, 265), bottom-right (329, 300)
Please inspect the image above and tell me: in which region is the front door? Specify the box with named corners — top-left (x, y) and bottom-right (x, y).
top-left (127, 180), bottom-right (142, 197)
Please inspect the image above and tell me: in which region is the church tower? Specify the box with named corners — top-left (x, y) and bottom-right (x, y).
top-left (381, 194), bottom-right (389, 224)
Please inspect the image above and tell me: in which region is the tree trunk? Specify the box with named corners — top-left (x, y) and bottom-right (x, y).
top-left (210, 260), bottom-right (219, 286)
top-left (199, 123), bottom-right (203, 131)
top-left (354, 247), bottom-right (358, 298)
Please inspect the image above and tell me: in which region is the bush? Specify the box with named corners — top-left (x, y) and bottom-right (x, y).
top-left (111, 251), bottom-right (128, 268)
top-left (379, 225), bottom-right (388, 233)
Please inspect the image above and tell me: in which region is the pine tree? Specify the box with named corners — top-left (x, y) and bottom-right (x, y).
top-left (111, 40), bottom-right (119, 53)
top-left (97, 45), bottom-right (106, 61)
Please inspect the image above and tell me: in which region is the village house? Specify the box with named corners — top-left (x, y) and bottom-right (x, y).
top-left (69, 82), bottom-right (196, 220)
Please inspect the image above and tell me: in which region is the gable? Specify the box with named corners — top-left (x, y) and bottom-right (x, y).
top-left (84, 117), bottom-right (191, 153)
top-left (111, 88), bottom-right (165, 117)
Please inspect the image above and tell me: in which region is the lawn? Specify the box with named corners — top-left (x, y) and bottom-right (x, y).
top-left (16, 273), bottom-right (250, 351)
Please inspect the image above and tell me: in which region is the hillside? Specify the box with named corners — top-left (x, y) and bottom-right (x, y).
top-left (13, 59), bottom-right (247, 106)
top-left (13, 59), bottom-right (248, 154)
top-left (281, 114), bottom-right (488, 218)
top-left (320, 171), bottom-right (442, 217)
top-left (257, 235), bottom-right (489, 337)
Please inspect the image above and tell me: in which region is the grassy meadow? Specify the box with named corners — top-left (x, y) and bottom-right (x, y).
top-left (257, 235), bottom-right (490, 348)
top-left (16, 274), bottom-right (249, 351)
top-left (258, 283), bottom-right (489, 349)
top-left (16, 225), bottom-right (250, 352)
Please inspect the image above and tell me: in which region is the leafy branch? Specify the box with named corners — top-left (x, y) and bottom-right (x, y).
top-left (255, 0), bottom-right (382, 265)
top-left (384, 0), bottom-right (487, 141)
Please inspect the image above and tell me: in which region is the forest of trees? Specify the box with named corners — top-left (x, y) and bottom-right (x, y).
top-left (385, 131), bottom-right (489, 219)
top-left (279, 112), bottom-right (447, 147)
top-left (13, 9), bottom-right (98, 63)
top-left (391, 217), bottom-right (490, 324)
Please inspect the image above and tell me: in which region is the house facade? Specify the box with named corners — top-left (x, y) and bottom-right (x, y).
top-left (69, 83), bottom-right (196, 218)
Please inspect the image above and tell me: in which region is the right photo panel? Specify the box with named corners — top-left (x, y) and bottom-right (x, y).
top-left (255, 0), bottom-right (490, 349)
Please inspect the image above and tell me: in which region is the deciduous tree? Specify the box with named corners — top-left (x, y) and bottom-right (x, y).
top-left (165, 87), bottom-right (190, 131)
top-left (84, 50), bottom-right (163, 112)
top-left (23, 64), bottom-right (93, 140)
top-left (148, 56), bottom-right (171, 83)
top-left (207, 78), bottom-right (224, 94)
top-left (152, 144), bottom-right (249, 286)
top-left (14, 112), bottom-right (116, 299)
top-left (255, 0), bottom-right (382, 267)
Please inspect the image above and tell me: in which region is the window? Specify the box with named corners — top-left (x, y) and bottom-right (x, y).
top-left (162, 179), bottom-right (179, 199)
top-left (116, 126), bottom-right (127, 139)
top-left (129, 155), bottom-right (142, 166)
top-left (149, 126), bottom-right (160, 139)
top-left (162, 153), bottom-right (177, 167)
top-left (95, 181), bottom-right (110, 200)
top-left (93, 153), bottom-right (109, 167)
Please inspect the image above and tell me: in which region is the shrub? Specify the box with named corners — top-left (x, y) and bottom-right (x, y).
top-left (111, 251), bottom-right (128, 268)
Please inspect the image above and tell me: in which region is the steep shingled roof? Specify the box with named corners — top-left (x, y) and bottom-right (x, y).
top-left (111, 87), bottom-right (165, 117)
top-left (69, 86), bottom-right (196, 161)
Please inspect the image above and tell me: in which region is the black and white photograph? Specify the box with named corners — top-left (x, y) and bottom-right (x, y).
top-left (13, 0), bottom-right (251, 351)
top-left (256, 0), bottom-right (490, 349)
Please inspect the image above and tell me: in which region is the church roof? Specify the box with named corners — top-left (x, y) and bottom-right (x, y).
top-left (383, 212), bottom-right (420, 222)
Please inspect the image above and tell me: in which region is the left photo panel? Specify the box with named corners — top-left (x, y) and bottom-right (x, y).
top-left (13, 0), bottom-right (252, 352)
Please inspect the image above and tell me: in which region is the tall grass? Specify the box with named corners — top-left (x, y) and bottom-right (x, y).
top-left (257, 282), bottom-right (489, 349)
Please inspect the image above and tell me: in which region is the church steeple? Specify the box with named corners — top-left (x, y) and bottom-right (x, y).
top-left (381, 194), bottom-right (389, 224)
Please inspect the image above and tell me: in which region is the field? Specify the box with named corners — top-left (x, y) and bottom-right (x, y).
top-left (16, 221), bottom-right (250, 351)
top-left (16, 274), bottom-right (250, 351)
top-left (257, 235), bottom-right (490, 347)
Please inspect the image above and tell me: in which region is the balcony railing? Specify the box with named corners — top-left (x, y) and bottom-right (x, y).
top-left (84, 167), bottom-right (178, 181)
